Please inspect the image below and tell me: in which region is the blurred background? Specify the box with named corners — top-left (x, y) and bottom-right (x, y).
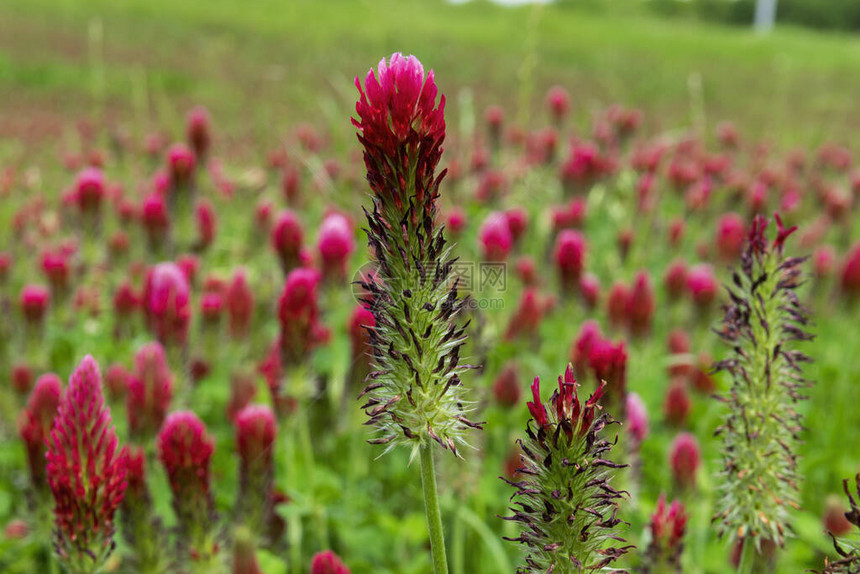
top-left (2, 0), bottom-right (860, 156)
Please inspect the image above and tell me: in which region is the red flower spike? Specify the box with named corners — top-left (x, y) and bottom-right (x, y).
top-left (527, 377), bottom-right (548, 428)
top-left (311, 550), bottom-right (351, 574)
top-left (226, 268), bottom-right (254, 340)
top-left (143, 262), bottom-right (191, 347)
top-left (353, 53), bottom-right (446, 214)
top-left (278, 267), bottom-right (325, 366)
top-left (46, 355), bottom-right (128, 571)
top-left (127, 342), bottom-right (174, 438)
top-left (18, 373), bottom-right (63, 489)
top-left (157, 410), bottom-right (215, 535)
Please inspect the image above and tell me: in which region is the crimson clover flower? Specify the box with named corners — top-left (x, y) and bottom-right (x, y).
top-left (46, 355), bottom-right (128, 573)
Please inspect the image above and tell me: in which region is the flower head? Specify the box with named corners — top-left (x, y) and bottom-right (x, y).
top-left (226, 267), bottom-right (254, 340)
top-left (46, 356), bottom-right (127, 571)
top-left (278, 267), bottom-right (324, 366)
top-left (311, 550), bottom-right (351, 574)
top-left (143, 262), bottom-right (191, 346)
top-left (18, 373), bottom-right (63, 490)
top-left (271, 210), bottom-right (304, 274)
top-left (670, 432), bottom-right (700, 490)
top-left (353, 53), bottom-right (446, 213)
top-left (317, 212), bottom-right (355, 282)
top-left (127, 342), bottom-right (174, 439)
top-left (643, 494), bottom-right (687, 572)
top-left (234, 405), bottom-right (277, 537)
top-left (185, 106), bottom-right (212, 160)
top-left (504, 364), bottom-right (630, 572)
top-left (157, 411), bottom-right (216, 543)
top-left (74, 167), bottom-right (106, 213)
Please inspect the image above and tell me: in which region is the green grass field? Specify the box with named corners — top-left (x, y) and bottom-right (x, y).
top-left (1, 2), bottom-right (860, 573)
top-left (2, 0), bottom-right (860, 151)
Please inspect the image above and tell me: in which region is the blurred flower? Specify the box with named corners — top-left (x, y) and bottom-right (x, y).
top-left (272, 210), bottom-right (304, 275)
top-left (492, 363), bottom-right (521, 408)
top-left (18, 373), bottom-right (63, 490)
top-left (127, 342), bottom-right (174, 439)
top-left (669, 432), bottom-right (700, 490)
top-left (553, 229), bottom-right (586, 293)
top-left (185, 106), bottom-right (211, 161)
top-left (317, 212), bottom-right (355, 283)
top-left (143, 262), bottom-right (191, 347)
top-left (311, 550), bottom-right (351, 574)
top-left (478, 211), bottom-right (513, 262)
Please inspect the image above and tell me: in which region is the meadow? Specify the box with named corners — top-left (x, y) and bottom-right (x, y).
top-left (0, 1), bottom-right (859, 573)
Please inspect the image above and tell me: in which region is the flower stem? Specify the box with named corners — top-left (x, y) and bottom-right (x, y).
top-left (737, 539), bottom-right (755, 574)
top-left (420, 442), bottom-right (449, 574)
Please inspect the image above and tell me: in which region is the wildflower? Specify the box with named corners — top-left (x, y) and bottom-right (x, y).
top-left (712, 214), bottom-right (811, 553)
top-left (226, 268), bottom-right (254, 341)
top-left (627, 270), bottom-right (655, 337)
top-left (579, 272), bottom-right (601, 309)
top-left (354, 53), bottom-right (481, 457)
top-left (625, 392), bottom-right (649, 448)
top-left (74, 167), bottom-right (106, 215)
top-left (504, 288), bottom-right (546, 342)
top-left (141, 193), bottom-right (169, 252)
top-left (119, 446), bottom-right (167, 572)
top-left (588, 336), bottom-right (628, 411)
top-left (126, 342), bottom-right (173, 439)
top-left (166, 143), bottom-right (196, 189)
top-left (685, 264), bottom-right (717, 313)
top-left (606, 280), bottom-right (630, 331)
top-left (143, 262), bottom-right (191, 347)
top-left (278, 267), bottom-right (324, 367)
top-left (570, 320), bottom-right (601, 382)
top-left (311, 550), bottom-right (351, 574)
top-left (663, 379), bottom-right (691, 427)
top-left (317, 212), bottom-right (355, 282)
top-left (18, 373), bottom-right (63, 490)
top-left (347, 304), bottom-right (375, 390)
top-left (195, 198), bottom-right (217, 251)
top-left (715, 212), bottom-right (746, 261)
top-left (492, 362), bottom-right (521, 408)
top-left (271, 210), bottom-right (304, 274)
top-left (157, 410), bottom-right (217, 558)
top-left (546, 85), bottom-right (571, 124)
top-left (234, 405), bottom-right (277, 539)
top-left (663, 259), bottom-right (688, 303)
top-left (185, 106), bottom-right (211, 161)
top-left (46, 356), bottom-right (127, 572)
top-left (553, 229), bottom-right (586, 293)
top-left (19, 284), bottom-right (50, 327)
top-left (479, 211), bottom-right (513, 262)
top-left (642, 495), bottom-right (687, 573)
top-left (502, 364), bottom-right (630, 572)
top-left (669, 432), bottom-right (700, 490)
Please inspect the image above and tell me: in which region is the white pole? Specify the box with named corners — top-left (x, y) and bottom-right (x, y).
top-left (754, 0), bottom-right (778, 34)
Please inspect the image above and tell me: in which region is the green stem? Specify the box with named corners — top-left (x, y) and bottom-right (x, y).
top-left (420, 442), bottom-right (449, 574)
top-left (737, 538), bottom-right (755, 574)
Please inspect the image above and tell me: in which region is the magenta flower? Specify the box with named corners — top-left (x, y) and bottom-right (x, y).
top-left (278, 267), bottom-right (324, 366)
top-left (18, 373), bottom-right (63, 490)
top-left (195, 198), bottom-right (217, 250)
top-left (141, 192), bottom-right (170, 251)
top-left (669, 432), bottom-right (700, 490)
top-left (626, 270), bottom-right (655, 337)
top-left (663, 259), bottom-right (688, 302)
top-left (127, 342), bottom-right (174, 439)
top-left (545, 85), bottom-right (571, 123)
top-left (74, 167), bottom-right (106, 214)
top-left (587, 336), bottom-right (628, 410)
top-left (234, 404), bottom-right (277, 537)
top-left (644, 494), bottom-right (688, 571)
top-left (317, 212), bottom-right (355, 282)
top-left (271, 209), bottom-right (304, 274)
top-left (19, 284), bottom-right (50, 326)
top-left (686, 264), bottom-right (718, 312)
top-left (553, 229), bottom-right (586, 293)
top-left (143, 262), bottom-right (191, 346)
top-left (166, 143), bottom-right (196, 188)
top-left (625, 392), bottom-right (649, 448)
top-left (185, 106), bottom-right (212, 160)
top-left (570, 320), bottom-right (602, 382)
top-left (715, 212), bottom-right (747, 261)
top-left (353, 52), bottom-right (446, 213)
top-left (492, 363), bottom-right (521, 408)
top-left (157, 410), bottom-right (216, 548)
top-left (664, 379), bottom-right (692, 427)
top-left (226, 268), bottom-right (254, 340)
top-left (841, 242), bottom-right (860, 298)
top-left (46, 356), bottom-right (128, 571)
top-left (478, 211), bottom-right (513, 262)
top-left (311, 550), bottom-right (351, 574)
